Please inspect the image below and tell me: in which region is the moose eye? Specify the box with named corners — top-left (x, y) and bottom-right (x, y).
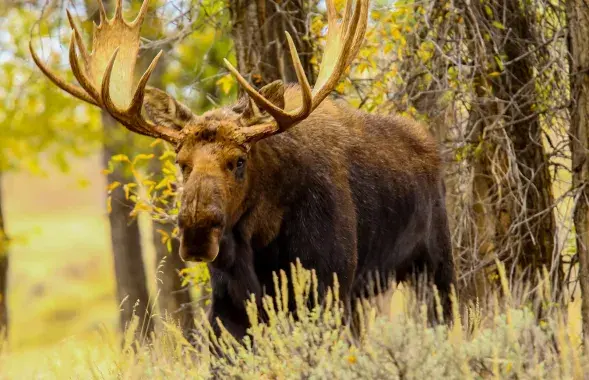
top-left (236, 158), bottom-right (246, 169)
top-left (233, 157), bottom-right (246, 179)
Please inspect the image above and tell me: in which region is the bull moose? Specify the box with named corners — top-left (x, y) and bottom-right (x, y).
top-left (30, 0), bottom-right (456, 339)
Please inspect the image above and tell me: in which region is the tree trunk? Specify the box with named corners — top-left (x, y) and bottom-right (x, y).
top-left (151, 217), bottom-right (195, 333)
top-left (102, 113), bottom-right (153, 339)
top-left (567, 0), bottom-right (589, 344)
top-left (0, 173), bottom-right (8, 340)
top-left (499, 0), bottom-right (558, 287)
top-left (135, 5), bottom-right (197, 338)
top-left (229, 0), bottom-right (314, 88)
top-left (457, 0), bottom-right (559, 296)
top-left (148, 74), bottom-right (195, 338)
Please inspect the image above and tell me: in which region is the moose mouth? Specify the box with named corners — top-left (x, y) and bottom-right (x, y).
top-left (179, 226), bottom-right (222, 263)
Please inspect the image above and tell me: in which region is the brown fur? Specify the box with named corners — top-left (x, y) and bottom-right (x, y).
top-left (144, 84), bottom-right (455, 339)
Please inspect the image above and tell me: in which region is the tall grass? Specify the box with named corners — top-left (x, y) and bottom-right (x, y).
top-left (0, 260), bottom-right (585, 379)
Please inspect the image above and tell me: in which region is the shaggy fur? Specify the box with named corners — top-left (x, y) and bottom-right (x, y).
top-left (144, 85), bottom-right (456, 339)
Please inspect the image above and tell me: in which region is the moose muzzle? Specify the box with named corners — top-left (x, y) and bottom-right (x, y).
top-left (179, 226), bottom-right (223, 262)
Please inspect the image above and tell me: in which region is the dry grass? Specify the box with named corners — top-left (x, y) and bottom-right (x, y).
top-left (0, 260), bottom-right (584, 379)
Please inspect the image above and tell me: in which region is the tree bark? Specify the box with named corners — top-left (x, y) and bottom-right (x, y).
top-left (0, 173), bottom-right (8, 340)
top-left (458, 0), bottom-right (559, 296)
top-left (151, 217), bottom-right (195, 333)
top-left (567, 0), bottom-right (589, 344)
top-left (229, 0), bottom-right (315, 89)
top-left (148, 71), bottom-right (195, 337)
top-left (102, 113), bottom-right (153, 339)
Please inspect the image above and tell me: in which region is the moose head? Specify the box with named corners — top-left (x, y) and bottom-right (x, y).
top-left (30, 0), bottom-right (368, 263)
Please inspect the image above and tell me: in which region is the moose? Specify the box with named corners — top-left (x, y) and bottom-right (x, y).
top-left (30, 0), bottom-right (456, 339)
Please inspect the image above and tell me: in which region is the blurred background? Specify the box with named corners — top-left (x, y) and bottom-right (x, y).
top-left (0, 0), bottom-right (588, 377)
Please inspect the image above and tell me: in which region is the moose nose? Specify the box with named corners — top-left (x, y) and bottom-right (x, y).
top-left (179, 226), bottom-right (222, 262)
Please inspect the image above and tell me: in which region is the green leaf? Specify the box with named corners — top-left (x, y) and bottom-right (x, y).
top-left (492, 21), bottom-right (505, 30)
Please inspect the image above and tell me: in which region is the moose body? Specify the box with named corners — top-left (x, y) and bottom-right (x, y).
top-left (31, 0), bottom-right (455, 341)
top-left (188, 86), bottom-right (455, 339)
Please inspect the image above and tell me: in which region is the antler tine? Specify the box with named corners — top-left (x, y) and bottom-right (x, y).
top-left (285, 32), bottom-right (312, 119)
top-left (131, 0), bottom-right (150, 28)
top-left (312, 0), bottom-right (366, 106)
top-left (29, 41), bottom-right (99, 106)
top-left (66, 10), bottom-right (90, 69)
top-left (68, 32), bottom-right (101, 103)
top-left (343, 0), bottom-right (368, 69)
top-left (101, 48), bottom-right (182, 142)
top-left (326, 0), bottom-right (338, 28)
top-left (114, 0), bottom-right (124, 21)
top-left (341, 0), bottom-right (354, 32)
top-left (128, 50), bottom-right (162, 114)
top-left (96, 0), bottom-right (107, 25)
top-left (101, 49), bottom-right (121, 114)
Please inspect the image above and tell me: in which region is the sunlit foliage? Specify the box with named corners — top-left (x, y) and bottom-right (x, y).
top-left (0, 7), bottom-right (102, 173)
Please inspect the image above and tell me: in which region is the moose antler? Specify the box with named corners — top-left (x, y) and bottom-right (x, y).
top-left (224, 0), bottom-right (369, 142)
top-left (29, 0), bottom-right (183, 144)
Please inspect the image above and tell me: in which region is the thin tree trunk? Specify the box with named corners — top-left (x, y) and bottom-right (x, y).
top-left (135, 4), bottom-right (197, 337)
top-left (152, 217), bottom-right (195, 333)
top-left (0, 173), bottom-right (8, 340)
top-left (567, 0), bottom-right (589, 344)
top-left (102, 113), bottom-right (153, 339)
top-left (148, 70), bottom-right (195, 337)
top-left (80, 0), bottom-right (153, 340)
top-left (229, 0), bottom-right (314, 88)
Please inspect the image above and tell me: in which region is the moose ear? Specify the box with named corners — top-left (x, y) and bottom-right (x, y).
top-left (143, 87), bottom-right (196, 131)
top-left (256, 80), bottom-right (285, 110)
top-left (241, 80), bottom-right (285, 120)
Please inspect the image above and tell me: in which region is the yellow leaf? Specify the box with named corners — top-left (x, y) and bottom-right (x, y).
top-left (159, 150), bottom-right (176, 161)
top-left (492, 21), bottom-right (505, 30)
top-left (111, 154), bottom-right (129, 162)
top-left (157, 229), bottom-right (169, 244)
top-left (107, 181), bottom-right (121, 192)
top-left (106, 196), bottom-right (112, 214)
top-left (149, 139), bottom-right (163, 148)
top-left (391, 28), bottom-right (402, 41)
top-left (124, 183), bottom-right (137, 200)
top-left (132, 154), bottom-right (155, 166)
top-left (216, 74), bottom-right (234, 95)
